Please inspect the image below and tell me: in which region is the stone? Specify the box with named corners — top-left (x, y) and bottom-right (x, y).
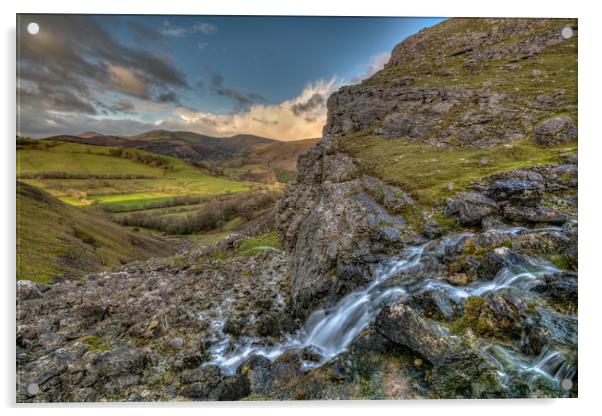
top-left (17, 280), bottom-right (43, 301)
top-left (168, 336), bottom-right (184, 350)
top-left (503, 205), bottom-right (567, 225)
top-left (487, 179), bottom-right (544, 206)
top-left (376, 303), bottom-right (456, 364)
top-left (533, 116), bottom-right (577, 146)
top-left (445, 192), bottom-right (499, 226)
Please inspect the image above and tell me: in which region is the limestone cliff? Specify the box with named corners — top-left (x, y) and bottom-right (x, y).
top-left (278, 17), bottom-right (578, 316)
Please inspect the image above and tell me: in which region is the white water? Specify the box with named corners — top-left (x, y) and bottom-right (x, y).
top-left (480, 344), bottom-right (576, 387)
top-left (208, 245), bottom-right (424, 375)
top-left (206, 225), bottom-right (575, 389)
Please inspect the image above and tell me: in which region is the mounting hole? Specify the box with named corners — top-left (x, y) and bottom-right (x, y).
top-left (27, 22), bottom-right (39, 35)
top-left (560, 378), bottom-right (573, 391)
top-left (26, 382), bottom-right (39, 396)
top-left (561, 26), bottom-right (573, 40)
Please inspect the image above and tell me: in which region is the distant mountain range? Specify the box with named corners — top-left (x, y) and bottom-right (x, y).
top-left (48, 130), bottom-right (278, 162)
top-left (45, 130), bottom-right (321, 184)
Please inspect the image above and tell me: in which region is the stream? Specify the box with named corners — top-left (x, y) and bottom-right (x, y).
top-left (205, 225), bottom-right (577, 393)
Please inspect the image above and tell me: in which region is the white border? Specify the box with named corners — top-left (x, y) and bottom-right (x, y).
top-left (2, 1), bottom-right (601, 415)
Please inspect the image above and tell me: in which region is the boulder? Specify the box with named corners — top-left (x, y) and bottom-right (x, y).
top-left (503, 205), bottom-right (567, 225)
top-left (486, 179), bottom-right (544, 206)
top-left (445, 192), bottom-right (499, 226)
top-left (533, 116), bottom-right (577, 146)
top-left (531, 271), bottom-right (578, 302)
top-left (477, 247), bottom-right (523, 279)
top-left (376, 303), bottom-right (456, 364)
top-left (17, 280), bottom-right (43, 302)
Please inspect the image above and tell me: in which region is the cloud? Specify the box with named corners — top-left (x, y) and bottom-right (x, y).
top-left (351, 51), bottom-right (391, 83)
top-left (154, 78), bottom-right (340, 140)
top-left (107, 64), bottom-right (149, 98)
top-left (197, 42), bottom-right (209, 50)
top-left (193, 23), bottom-right (218, 35)
top-left (161, 21), bottom-right (218, 37)
top-left (17, 15), bottom-right (187, 120)
top-left (205, 66), bottom-right (267, 111)
top-left (291, 93), bottom-right (325, 117)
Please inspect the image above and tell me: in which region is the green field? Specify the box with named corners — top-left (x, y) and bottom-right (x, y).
top-left (17, 139), bottom-right (260, 211)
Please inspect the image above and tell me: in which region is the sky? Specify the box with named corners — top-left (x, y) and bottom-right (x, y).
top-left (17, 15), bottom-right (445, 141)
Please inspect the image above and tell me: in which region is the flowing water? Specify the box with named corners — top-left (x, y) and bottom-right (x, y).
top-left (206, 225), bottom-right (576, 391)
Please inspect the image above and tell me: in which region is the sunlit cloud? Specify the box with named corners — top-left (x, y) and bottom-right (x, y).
top-left (155, 78), bottom-right (340, 140)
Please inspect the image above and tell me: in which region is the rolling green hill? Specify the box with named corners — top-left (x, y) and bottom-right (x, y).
top-left (17, 181), bottom-right (176, 283)
top-left (17, 138), bottom-right (257, 211)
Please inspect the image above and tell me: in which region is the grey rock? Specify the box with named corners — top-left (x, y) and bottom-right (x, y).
top-left (503, 204), bottom-right (567, 224)
top-left (17, 280), bottom-right (43, 301)
top-left (487, 180), bottom-right (544, 206)
top-left (533, 116), bottom-right (577, 146)
top-left (445, 192), bottom-right (499, 226)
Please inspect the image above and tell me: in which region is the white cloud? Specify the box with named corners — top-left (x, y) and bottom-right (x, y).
top-left (352, 51), bottom-right (391, 83)
top-left (155, 78), bottom-right (341, 140)
top-left (193, 23), bottom-right (218, 35)
top-left (161, 21), bottom-right (218, 37)
top-left (197, 42), bottom-right (209, 50)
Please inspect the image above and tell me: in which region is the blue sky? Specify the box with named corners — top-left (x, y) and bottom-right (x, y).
top-left (18, 15), bottom-right (445, 139)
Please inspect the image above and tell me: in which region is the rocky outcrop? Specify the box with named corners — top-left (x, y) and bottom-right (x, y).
top-left (278, 136), bottom-right (417, 317)
top-left (16, 250), bottom-right (291, 402)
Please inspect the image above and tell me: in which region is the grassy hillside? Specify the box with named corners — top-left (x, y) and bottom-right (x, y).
top-left (53, 130), bottom-right (277, 163)
top-left (17, 139), bottom-right (257, 211)
top-left (337, 18), bottom-right (578, 228)
top-left (219, 138), bottom-right (320, 183)
top-left (17, 181), bottom-right (175, 283)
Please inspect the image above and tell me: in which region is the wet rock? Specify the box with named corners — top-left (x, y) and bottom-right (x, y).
top-left (487, 180), bottom-right (544, 206)
top-left (445, 192), bottom-right (499, 226)
top-left (463, 292), bottom-right (528, 338)
top-left (531, 271), bottom-right (578, 302)
top-left (533, 116), bottom-right (577, 146)
top-left (17, 280), bottom-right (43, 301)
top-left (257, 313), bottom-right (282, 337)
top-left (503, 205), bottom-right (567, 225)
top-left (477, 247), bottom-right (522, 279)
top-left (223, 318), bottom-right (244, 337)
top-left (376, 303), bottom-right (456, 364)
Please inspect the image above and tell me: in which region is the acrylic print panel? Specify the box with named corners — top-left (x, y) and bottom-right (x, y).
top-left (16, 14), bottom-right (578, 402)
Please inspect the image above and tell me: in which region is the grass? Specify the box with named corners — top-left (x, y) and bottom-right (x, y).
top-left (17, 140), bottom-right (260, 209)
top-left (16, 181), bottom-right (175, 283)
top-left (341, 135), bottom-right (577, 208)
top-left (235, 230), bottom-right (280, 256)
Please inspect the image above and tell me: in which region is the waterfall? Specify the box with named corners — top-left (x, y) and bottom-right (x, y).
top-left (205, 225), bottom-right (576, 391)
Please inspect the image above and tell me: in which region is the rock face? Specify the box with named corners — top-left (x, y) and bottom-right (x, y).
top-left (278, 17), bottom-right (577, 317)
top-left (278, 136), bottom-right (416, 317)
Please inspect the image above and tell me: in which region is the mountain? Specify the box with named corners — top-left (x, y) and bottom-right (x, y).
top-left (16, 181), bottom-right (176, 283)
top-left (50, 130), bottom-right (278, 162)
top-left (219, 137), bottom-right (321, 183)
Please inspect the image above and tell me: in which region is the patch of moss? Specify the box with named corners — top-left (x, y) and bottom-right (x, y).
top-left (81, 335), bottom-right (110, 352)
